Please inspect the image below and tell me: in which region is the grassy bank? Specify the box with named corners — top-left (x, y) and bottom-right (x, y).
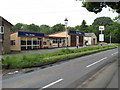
top-left (2, 45), bottom-right (117, 69)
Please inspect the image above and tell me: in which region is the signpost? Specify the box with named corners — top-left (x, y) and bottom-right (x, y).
top-left (99, 26), bottom-right (105, 45)
top-left (99, 34), bottom-right (104, 41)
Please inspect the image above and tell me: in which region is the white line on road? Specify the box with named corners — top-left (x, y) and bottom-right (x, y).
top-left (42, 78), bottom-right (63, 89)
top-left (111, 52), bottom-right (118, 56)
top-left (86, 57), bottom-right (107, 68)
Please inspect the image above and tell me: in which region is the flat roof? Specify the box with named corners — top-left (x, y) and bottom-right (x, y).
top-left (85, 33), bottom-right (95, 37)
top-left (48, 30), bottom-right (84, 36)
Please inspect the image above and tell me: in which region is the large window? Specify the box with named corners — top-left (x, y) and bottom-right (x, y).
top-left (27, 40), bottom-right (32, 45)
top-left (21, 40), bottom-right (26, 45)
top-left (53, 39), bottom-right (62, 44)
top-left (33, 40), bottom-right (39, 45)
top-left (11, 40), bottom-right (15, 46)
top-left (21, 38), bottom-right (41, 50)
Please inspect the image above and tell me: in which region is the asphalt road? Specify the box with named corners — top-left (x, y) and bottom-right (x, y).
top-left (2, 48), bottom-right (118, 89)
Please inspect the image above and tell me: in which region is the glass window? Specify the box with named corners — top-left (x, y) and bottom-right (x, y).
top-left (21, 46), bottom-right (26, 50)
top-left (0, 26), bottom-right (4, 34)
top-left (11, 40), bottom-right (15, 46)
top-left (27, 46), bottom-right (32, 50)
top-left (33, 40), bottom-right (39, 45)
top-left (21, 40), bottom-right (26, 45)
top-left (27, 40), bottom-right (32, 45)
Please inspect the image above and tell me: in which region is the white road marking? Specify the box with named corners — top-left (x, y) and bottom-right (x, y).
top-left (42, 78), bottom-right (63, 89)
top-left (111, 52), bottom-right (118, 55)
top-left (86, 57), bottom-right (107, 68)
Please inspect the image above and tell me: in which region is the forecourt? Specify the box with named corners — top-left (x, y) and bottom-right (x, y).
top-left (2, 48), bottom-right (118, 88)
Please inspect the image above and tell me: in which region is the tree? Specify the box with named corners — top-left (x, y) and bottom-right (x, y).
top-left (88, 25), bottom-right (99, 41)
top-left (26, 24), bottom-right (40, 32)
top-left (82, 1), bottom-right (120, 14)
top-left (92, 17), bottom-right (113, 26)
top-left (67, 26), bottom-right (75, 31)
top-left (51, 23), bottom-right (65, 33)
top-left (11, 23), bottom-right (24, 32)
top-left (79, 20), bottom-right (88, 32)
top-left (75, 25), bottom-right (81, 31)
top-left (11, 23), bottom-right (40, 32)
top-left (39, 25), bottom-right (51, 34)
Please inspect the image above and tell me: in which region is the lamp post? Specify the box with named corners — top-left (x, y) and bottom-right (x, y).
top-left (64, 18), bottom-right (68, 48)
top-left (108, 22), bottom-right (113, 44)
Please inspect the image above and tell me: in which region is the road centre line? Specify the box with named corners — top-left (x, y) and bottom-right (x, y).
top-left (111, 52), bottom-right (118, 55)
top-left (86, 57), bottom-right (107, 68)
top-left (42, 78), bottom-right (63, 89)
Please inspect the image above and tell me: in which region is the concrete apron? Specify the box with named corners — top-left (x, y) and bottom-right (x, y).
top-left (77, 61), bottom-right (118, 88)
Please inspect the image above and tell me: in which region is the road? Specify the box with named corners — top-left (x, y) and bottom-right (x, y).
top-left (2, 48), bottom-right (118, 88)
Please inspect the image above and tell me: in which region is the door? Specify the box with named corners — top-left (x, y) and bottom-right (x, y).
top-left (79, 36), bottom-right (83, 46)
top-left (71, 35), bottom-right (76, 47)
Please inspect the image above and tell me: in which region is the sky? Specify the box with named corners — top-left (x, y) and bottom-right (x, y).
top-left (0, 0), bottom-right (118, 27)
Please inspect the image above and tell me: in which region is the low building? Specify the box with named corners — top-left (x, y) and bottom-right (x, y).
top-left (10, 31), bottom-right (45, 51)
top-left (0, 16), bottom-right (13, 54)
top-left (84, 33), bottom-right (97, 45)
top-left (43, 36), bottom-right (66, 48)
top-left (47, 30), bottom-right (84, 47)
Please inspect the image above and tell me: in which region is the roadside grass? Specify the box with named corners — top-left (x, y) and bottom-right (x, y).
top-left (113, 43), bottom-right (120, 46)
top-left (2, 45), bottom-right (117, 69)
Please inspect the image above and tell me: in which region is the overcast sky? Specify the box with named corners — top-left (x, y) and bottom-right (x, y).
top-left (0, 0), bottom-right (118, 27)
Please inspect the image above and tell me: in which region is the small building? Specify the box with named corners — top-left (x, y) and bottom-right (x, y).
top-left (43, 36), bottom-right (66, 48)
top-left (46, 30), bottom-right (84, 47)
top-left (84, 33), bottom-right (97, 45)
top-left (10, 31), bottom-right (45, 51)
top-left (0, 16), bottom-right (13, 54)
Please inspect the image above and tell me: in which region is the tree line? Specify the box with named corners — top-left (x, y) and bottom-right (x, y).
top-left (11, 17), bottom-right (120, 43)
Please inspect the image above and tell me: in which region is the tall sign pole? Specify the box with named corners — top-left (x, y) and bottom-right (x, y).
top-left (99, 26), bottom-right (105, 45)
top-left (64, 18), bottom-right (68, 48)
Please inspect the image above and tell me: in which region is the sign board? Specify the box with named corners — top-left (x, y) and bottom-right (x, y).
top-left (18, 31), bottom-right (45, 37)
top-left (99, 34), bottom-right (104, 41)
top-left (99, 26), bottom-right (105, 30)
top-left (69, 30), bottom-right (84, 35)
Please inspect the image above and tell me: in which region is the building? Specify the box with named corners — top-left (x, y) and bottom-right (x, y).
top-left (43, 36), bottom-right (66, 48)
top-left (10, 31), bottom-right (45, 51)
top-left (46, 30), bottom-right (84, 47)
top-left (84, 33), bottom-right (97, 45)
top-left (0, 16), bottom-right (13, 54)
top-left (10, 30), bottom-right (84, 51)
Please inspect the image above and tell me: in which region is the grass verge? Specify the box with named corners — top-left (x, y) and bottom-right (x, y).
top-left (2, 45), bottom-right (117, 69)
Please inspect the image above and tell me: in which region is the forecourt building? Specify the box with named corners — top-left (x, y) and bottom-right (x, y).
top-left (10, 30), bottom-right (85, 51)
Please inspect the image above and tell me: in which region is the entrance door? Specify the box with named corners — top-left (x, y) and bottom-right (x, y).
top-left (38, 38), bottom-right (42, 48)
top-left (79, 36), bottom-right (83, 46)
top-left (93, 38), bottom-right (95, 45)
top-left (71, 35), bottom-right (76, 47)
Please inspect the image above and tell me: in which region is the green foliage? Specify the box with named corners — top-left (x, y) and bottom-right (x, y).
top-left (82, 1), bottom-right (120, 14)
top-left (79, 20), bottom-right (88, 32)
top-left (2, 45), bottom-right (116, 69)
top-left (51, 23), bottom-right (65, 33)
top-left (11, 23), bottom-right (24, 32)
top-left (27, 24), bottom-right (40, 32)
top-left (92, 17), bottom-right (113, 26)
top-left (39, 25), bottom-right (51, 34)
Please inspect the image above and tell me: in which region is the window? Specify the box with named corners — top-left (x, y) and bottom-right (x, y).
top-left (21, 40), bottom-right (26, 45)
top-left (11, 40), bottom-right (15, 46)
top-left (27, 40), bottom-right (32, 45)
top-left (0, 26), bottom-right (4, 34)
top-left (33, 40), bottom-right (39, 45)
top-left (53, 38), bottom-right (63, 43)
